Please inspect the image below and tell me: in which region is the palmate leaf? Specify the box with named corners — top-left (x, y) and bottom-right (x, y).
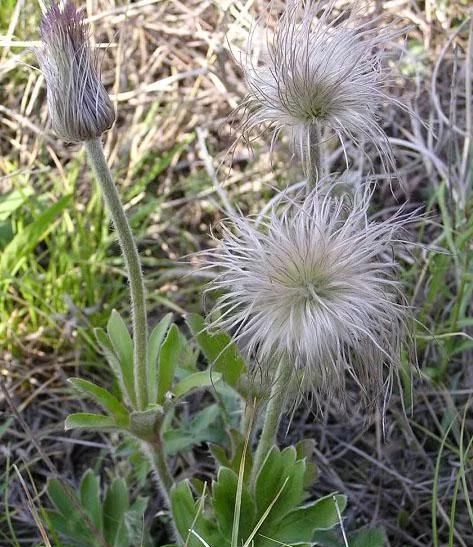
top-left (170, 445), bottom-right (346, 547)
top-left (272, 494), bottom-right (347, 543)
top-left (212, 467), bottom-right (255, 542)
top-left (46, 471), bottom-right (149, 547)
top-left (170, 480), bottom-right (222, 547)
top-left (47, 479), bottom-right (96, 545)
top-left (350, 528), bottom-right (387, 547)
top-left (210, 429), bottom-right (253, 484)
top-left (255, 446), bottom-right (305, 527)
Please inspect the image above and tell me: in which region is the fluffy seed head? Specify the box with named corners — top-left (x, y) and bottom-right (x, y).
top-left (239, 0), bottom-right (401, 174)
top-left (204, 182), bottom-right (414, 409)
top-left (36, 1), bottom-right (115, 142)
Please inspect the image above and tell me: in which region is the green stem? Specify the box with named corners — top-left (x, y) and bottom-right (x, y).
top-left (85, 138), bottom-right (148, 410)
top-left (142, 440), bottom-right (173, 506)
top-left (142, 441), bottom-right (182, 544)
top-left (251, 359), bottom-right (292, 485)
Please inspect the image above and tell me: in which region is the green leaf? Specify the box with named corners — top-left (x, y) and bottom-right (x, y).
top-left (48, 479), bottom-right (78, 516)
top-left (295, 438), bottom-right (318, 488)
top-left (273, 494), bottom-right (347, 542)
top-left (80, 470), bottom-right (102, 531)
top-left (174, 370), bottom-right (222, 399)
top-left (65, 413), bottom-right (117, 431)
top-left (68, 378), bottom-right (129, 427)
top-left (157, 324), bottom-right (183, 404)
top-left (147, 313), bottom-right (173, 404)
top-left (123, 509), bottom-right (147, 547)
top-left (350, 528), bottom-right (387, 547)
top-left (103, 478), bottom-right (129, 546)
top-left (212, 467), bottom-right (255, 542)
top-left (255, 446), bottom-right (305, 526)
top-left (107, 310), bottom-right (136, 407)
top-left (0, 193), bottom-right (72, 276)
top-left (46, 510), bottom-right (93, 546)
top-left (164, 405), bottom-right (224, 455)
top-left (170, 481), bottom-right (223, 547)
top-left (47, 480), bottom-right (94, 544)
top-left (209, 443), bottom-right (231, 469)
top-left (170, 480), bottom-right (199, 545)
top-left (209, 430), bottom-right (253, 484)
top-left (187, 314), bottom-right (246, 387)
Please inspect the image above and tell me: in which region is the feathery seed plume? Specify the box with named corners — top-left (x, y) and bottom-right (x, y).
top-left (36, 1), bottom-right (115, 142)
top-left (204, 182), bottom-right (414, 409)
top-left (239, 0), bottom-right (402, 175)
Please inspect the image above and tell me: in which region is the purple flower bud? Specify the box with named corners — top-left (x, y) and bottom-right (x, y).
top-left (35, 1), bottom-right (115, 142)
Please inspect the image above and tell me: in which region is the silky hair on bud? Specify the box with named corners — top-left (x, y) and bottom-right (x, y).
top-left (35, 1), bottom-right (115, 142)
top-left (238, 0), bottom-right (405, 175)
top-left (202, 181), bottom-right (416, 412)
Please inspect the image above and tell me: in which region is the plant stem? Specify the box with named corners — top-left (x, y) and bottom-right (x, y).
top-left (142, 440), bottom-right (182, 544)
top-left (251, 359), bottom-right (292, 485)
top-left (306, 125), bottom-right (324, 189)
top-left (142, 440), bottom-right (173, 506)
top-left (85, 138), bottom-right (148, 410)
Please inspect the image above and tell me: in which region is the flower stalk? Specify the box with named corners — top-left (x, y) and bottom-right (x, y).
top-left (251, 358), bottom-right (292, 485)
top-left (84, 138), bottom-right (148, 411)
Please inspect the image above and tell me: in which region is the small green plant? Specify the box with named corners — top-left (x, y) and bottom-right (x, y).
top-left (46, 469), bottom-right (150, 547)
top-left (169, 443), bottom-right (345, 547)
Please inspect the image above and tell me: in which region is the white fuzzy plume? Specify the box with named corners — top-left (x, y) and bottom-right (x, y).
top-left (204, 182), bottom-right (414, 410)
top-left (238, 0), bottom-right (402, 175)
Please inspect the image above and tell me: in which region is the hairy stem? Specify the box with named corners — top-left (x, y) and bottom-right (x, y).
top-left (85, 138), bottom-right (148, 410)
top-left (306, 125), bottom-right (324, 189)
top-left (251, 359), bottom-right (292, 485)
top-left (142, 440), bottom-right (182, 543)
top-left (142, 441), bottom-right (173, 506)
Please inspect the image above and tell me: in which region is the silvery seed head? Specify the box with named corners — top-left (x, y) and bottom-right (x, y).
top-left (239, 0), bottom-right (402, 175)
top-left (35, 1), bottom-right (115, 142)
top-left (204, 182), bottom-right (415, 409)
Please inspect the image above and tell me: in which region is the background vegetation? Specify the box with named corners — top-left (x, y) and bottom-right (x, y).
top-left (0, 0), bottom-right (472, 545)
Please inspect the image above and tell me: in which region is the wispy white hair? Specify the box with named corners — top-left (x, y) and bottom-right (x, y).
top-left (203, 181), bottom-right (415, 410)
top-left (35, 1), bottom-right (115, 142)
top-left (238, 0), bottom-right (404, 176)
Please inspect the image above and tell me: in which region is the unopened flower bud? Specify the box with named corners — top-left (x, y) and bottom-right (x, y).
top-left (35, 1), bottom-right (115, 142)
